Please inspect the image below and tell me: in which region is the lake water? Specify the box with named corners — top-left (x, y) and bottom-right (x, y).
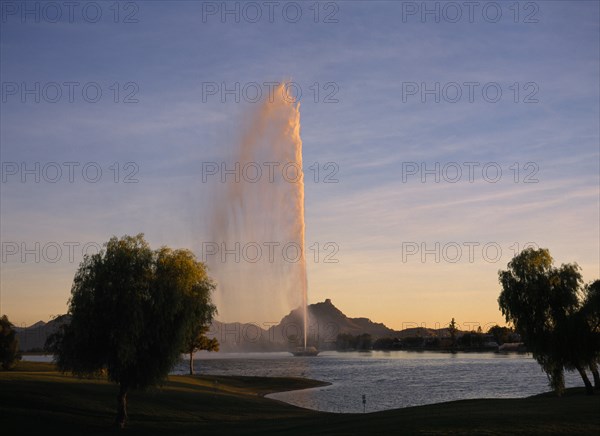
top-left (27, 351), bottom-right (583, 413)
top-left (174, 351), bottom-right (582, 413)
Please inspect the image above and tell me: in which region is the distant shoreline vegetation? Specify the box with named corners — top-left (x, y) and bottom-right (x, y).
top-left (13, 300), bottom-right (523, 354)
top-left (335, 325), bottom-right (524, 353)
top-left (15, 315), bottom-right (524, 354)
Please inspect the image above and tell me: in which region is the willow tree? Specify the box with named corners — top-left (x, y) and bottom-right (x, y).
top-left (0, 315), bottom-right (21, 370)
top-left (498, 248), bottom-right (596, 395)
top-left (179, 265), bottom-right (218, 375)
top-left (582, 280), bottom-right (600, 387)
top-left (183, 325), bottom-right (219, 375)
top-left (47, 234), bottom-right (217, 428)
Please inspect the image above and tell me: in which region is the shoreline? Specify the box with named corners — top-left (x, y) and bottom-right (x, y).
top-left (2, 362), bottom-right (598, 434)
top-left (20, 348), bottom-right (530, 357)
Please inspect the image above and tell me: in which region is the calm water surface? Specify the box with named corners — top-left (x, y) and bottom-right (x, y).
top-left (27, 351), bottom-right (582, 413)
top-left (172, 351), bottom-right (582, 413)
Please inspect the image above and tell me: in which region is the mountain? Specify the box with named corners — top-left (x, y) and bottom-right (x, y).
top-left (263, 299), bottom-right (397, 347)
top-left (14, 300), bottom-right (455, 352)
top-left (14, 315), bottom-right (69, 351)
top-left (207, 299), bottom-right (445, 351)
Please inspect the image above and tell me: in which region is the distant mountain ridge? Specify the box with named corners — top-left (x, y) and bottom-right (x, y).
top-left (14, 300), bottom-right (453, 352)
top-left (14, 315), bottom-right (69, 351)
top-left (205, 299), bottom-right (452, 351)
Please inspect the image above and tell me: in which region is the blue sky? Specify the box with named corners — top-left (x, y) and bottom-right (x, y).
top-left (1, 1), bottom-right (599, 329)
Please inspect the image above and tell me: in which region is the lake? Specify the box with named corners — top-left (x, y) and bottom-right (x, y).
top-left (173, 351), bottom-right (583, 413)
top-left (26, 351), bottom-right (583, 413)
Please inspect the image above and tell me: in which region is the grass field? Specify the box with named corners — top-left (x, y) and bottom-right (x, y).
top-left (1, 361), bottom-right (599, 435)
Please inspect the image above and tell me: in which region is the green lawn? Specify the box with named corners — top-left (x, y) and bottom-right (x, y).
top-left (1, 361), bottom-right (598, 435)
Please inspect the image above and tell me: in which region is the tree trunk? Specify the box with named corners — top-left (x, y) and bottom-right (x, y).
top-left (189, 351), bottom-right (194, 376)
top-left (549, 366), bottom-right (565, 397)
top-left (576, 365), bottom-right (594, 395)
top-left (116, 382), bottom-right (128, 428)
top-left (589, 361), bottom-right (600, 390)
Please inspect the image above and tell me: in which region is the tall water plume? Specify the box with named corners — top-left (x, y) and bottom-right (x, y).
top-left (208, 83), bottom-right (308, 348)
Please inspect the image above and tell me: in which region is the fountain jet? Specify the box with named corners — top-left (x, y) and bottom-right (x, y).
top-left (208, 83), bottom-right (309, 349)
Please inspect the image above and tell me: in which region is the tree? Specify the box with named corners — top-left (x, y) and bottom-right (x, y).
top-left (46, 234), bottom-right (217, 428)
top-left (335, 333), bottom-right (354, 351)
top-left (459, 331), bottom-right (485, 349)
top-left (373, 337), bottom-right (396, 350)
top-left (556, 309), bottom-right (596, 392)
top-left (183, 325), bottom-right (219, 375)
top-left (487, 325), bottom-right (513, 345)
top-left (498, 248), bottom-right (596, 395)
top-left (448, 318), bottom-right (458, 348)
top-left (0, 315), bottom-right (21, 370)
top-left (356, 333), bottom-right (372, 351)
top-left (581, 280), bottom-right (600, 388)
top-left (177, 259), bottom-right (217, 376)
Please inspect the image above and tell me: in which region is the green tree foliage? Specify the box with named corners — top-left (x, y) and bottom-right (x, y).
top-left (46, 234), bottom-right (217, 427)
top-left (458, 331), bottom-right (485, 348)
top-left (177, 257), bottom-right (217, 376)
top-left (335, 333), bottom-right (353, 350)
top-left (582, 280), bottom-right (600, 346)
top-left (581, 280), bottom-right (600, 388)
top-left (498, 248), bottom-right (597, 395)
top-left (448, 318), bottom-right (458, 348)
top-left (184, 325), bottom-right (219, 375)
top-left (0, 315), bottom-right (21, 370)
top-left (356, 333), bottom-right (372, 350)
top-left (402, 336), bottom-right (425, 348)
top-left (373, 337), bottom-right (398, 350)
top-left (335, 333), bottom-right (372, 351)
top-left (487, 325), bottom-right (514, 345)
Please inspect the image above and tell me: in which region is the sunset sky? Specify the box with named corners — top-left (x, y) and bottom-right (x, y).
top-left (1, 1), bottom-right (598, 331)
